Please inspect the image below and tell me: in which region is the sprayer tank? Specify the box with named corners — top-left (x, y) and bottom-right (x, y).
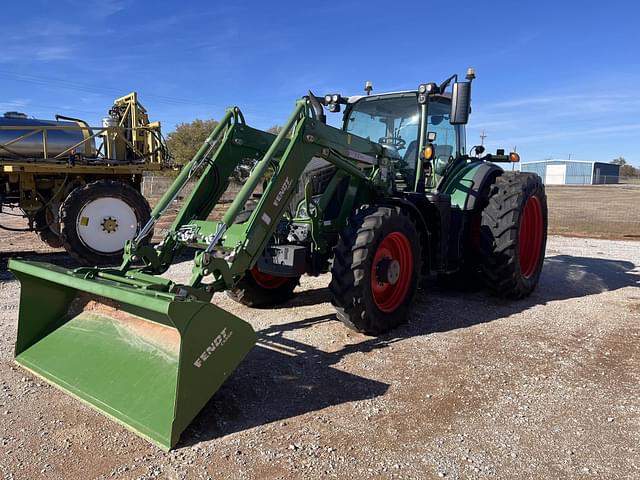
top-left (0, 115), bottom-right (95, 159)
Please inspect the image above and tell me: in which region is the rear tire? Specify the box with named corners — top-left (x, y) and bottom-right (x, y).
top-left (34, 204), bottom-right (63, 248)
top-left (330, 206), bottom-right (421, 335)
top-left (60, 180), bottom-right (152, 265)
top-left (227, 267), bottom-right (299, 307)
top-left (479, 172), bottom-right (547, 298)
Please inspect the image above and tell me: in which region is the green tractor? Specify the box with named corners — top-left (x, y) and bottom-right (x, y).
top-left (9, 69), bottom-right (547, 449)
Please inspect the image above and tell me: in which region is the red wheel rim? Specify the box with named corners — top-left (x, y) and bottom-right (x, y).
top-left (518, 195), bottom-right (544, 279)
top-left (370, 232), bottom-right (413, 312)
top-left (250, 266), bottom-right (289, 289)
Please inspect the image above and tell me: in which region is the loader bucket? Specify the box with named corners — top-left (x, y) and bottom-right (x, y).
top-left (8, 259), bottom-right (256, 450)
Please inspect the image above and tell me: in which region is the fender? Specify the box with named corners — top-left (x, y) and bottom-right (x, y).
top-left (440, 161), bottom-right (503, 210)
top-left (382, 196), bottom-right (432, 271)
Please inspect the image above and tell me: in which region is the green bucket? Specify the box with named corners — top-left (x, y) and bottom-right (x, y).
top-left (8, 259), bottom-right (256, 450)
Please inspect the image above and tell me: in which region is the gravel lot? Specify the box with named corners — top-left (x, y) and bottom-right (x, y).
top-left (0, 235), bottom-right (638, 479)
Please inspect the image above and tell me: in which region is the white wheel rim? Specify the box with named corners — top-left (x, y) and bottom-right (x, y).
top-left (76, 197), bottom-right (138, 253)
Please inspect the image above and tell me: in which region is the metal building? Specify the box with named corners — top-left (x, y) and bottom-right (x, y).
top-left (518, 160), bottom-right (620, 185)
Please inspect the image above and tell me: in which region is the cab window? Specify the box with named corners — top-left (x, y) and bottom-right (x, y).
top-left (345, 94), bottom-right (420, 165)
top-left (427, 98), bottom-right (458, 165)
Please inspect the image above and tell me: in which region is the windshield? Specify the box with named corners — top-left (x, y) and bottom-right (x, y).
top-left (345, 94), bottom-right (420, 159)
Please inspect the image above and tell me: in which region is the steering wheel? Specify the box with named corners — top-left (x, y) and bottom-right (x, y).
top-left (378, 136), bottom-right (406, 150)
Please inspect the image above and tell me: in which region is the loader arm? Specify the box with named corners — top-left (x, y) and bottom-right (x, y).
top-left (124, 108), bottom-right (289, 273)
top-left (123, 98), bottom-right (391, 295)
top-left (182, 99), bottom-right (389, 290)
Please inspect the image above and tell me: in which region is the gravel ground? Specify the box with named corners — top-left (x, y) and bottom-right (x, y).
top-left (0, 236), bottom-right (638, 479)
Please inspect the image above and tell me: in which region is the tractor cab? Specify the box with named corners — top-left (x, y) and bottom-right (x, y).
top-left (320, 70), bottom-right (474, 193)
top-left (341, 92), bottom-right (465, 190)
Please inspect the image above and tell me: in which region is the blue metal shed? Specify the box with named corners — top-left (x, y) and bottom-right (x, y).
top-left (518, 160), bottom-right (620, 185)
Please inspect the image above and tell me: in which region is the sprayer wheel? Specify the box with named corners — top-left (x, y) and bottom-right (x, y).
top-left (60, 180), bottom-right (152, 265)
top-left (34, 204), bottom-right (63, 248)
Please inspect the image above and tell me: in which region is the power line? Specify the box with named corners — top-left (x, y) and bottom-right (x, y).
top-left (0, 69), bottom-right (288, 128)
top-left (0, 70), bottom-right (222, 109)
top-left (0, 99), bottom-right (103, 116)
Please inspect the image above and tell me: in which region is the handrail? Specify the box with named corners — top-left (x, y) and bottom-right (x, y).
top-left (0, 124), bottom-right (164, 162)
top-left (0, 128), bottom-right (41, 148)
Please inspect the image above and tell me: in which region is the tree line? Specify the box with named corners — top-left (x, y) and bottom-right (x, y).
top-left (610, 158), bottom-right (640, 177)
top-left (166, 119), bottom-right (282, 166)
top-left (166, 119), bottom-right (640, 178)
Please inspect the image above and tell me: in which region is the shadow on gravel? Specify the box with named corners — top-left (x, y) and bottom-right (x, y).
top-left (413, 254), bottom-right (639, 335)
top-left (0, 248), bottom-right (197, 282)
top-left (539, 254), bottom-right (639, 296)
top-left (277, 287), bottom-right (334, 308)
top-left (0, 251), bottom-right (75, 281)
top-left (180, 254), bottom-right (639, 446)
top-left (181, 313), bottom-right (390, 447)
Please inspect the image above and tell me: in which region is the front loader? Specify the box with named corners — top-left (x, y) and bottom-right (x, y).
top-left (9, 68), bottom-right (547, 449)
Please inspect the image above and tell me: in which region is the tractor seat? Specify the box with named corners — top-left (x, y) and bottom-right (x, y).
top-left (433, 144), bottom-right (454, 175)
top-left (403, 140), bottom-right (418, 163)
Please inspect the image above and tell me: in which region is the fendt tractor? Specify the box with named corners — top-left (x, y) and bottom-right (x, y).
top-left (0, 93), bottom-right (168, 263)
top-left (9, 69), bottom-right (547, 449)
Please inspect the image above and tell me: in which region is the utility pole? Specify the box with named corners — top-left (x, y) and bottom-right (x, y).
top-left (480, 129), bottom-right (487, 146)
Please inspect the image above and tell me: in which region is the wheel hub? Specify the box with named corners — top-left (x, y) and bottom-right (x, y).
top-left (376, 257), bottom-right (401, 285)
top-left (76, 197), bottom-right (138, 253)
top-left (101, 217), bottom-right (119, 233)
top-left (370, 232), bottom-right (414, 313)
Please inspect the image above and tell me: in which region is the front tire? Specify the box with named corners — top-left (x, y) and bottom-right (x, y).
top-left (60, 180), bottom-right (152, 265)
top-left (330, 206), bottom-right (421, 335)
top-left (227, 267), bottom-right (299, 307)
top-left (479, 172), bottom-right (547, 298)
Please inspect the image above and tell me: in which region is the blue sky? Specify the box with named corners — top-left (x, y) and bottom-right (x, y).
top-left (2, 0), bottom-right (639, 165)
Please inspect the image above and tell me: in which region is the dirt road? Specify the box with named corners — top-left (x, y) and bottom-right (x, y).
top-left (0, 236), bottom-right (638, 479)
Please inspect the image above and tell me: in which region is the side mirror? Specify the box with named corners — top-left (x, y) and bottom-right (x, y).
top-left (450, 81), bottom-right (471, 125)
